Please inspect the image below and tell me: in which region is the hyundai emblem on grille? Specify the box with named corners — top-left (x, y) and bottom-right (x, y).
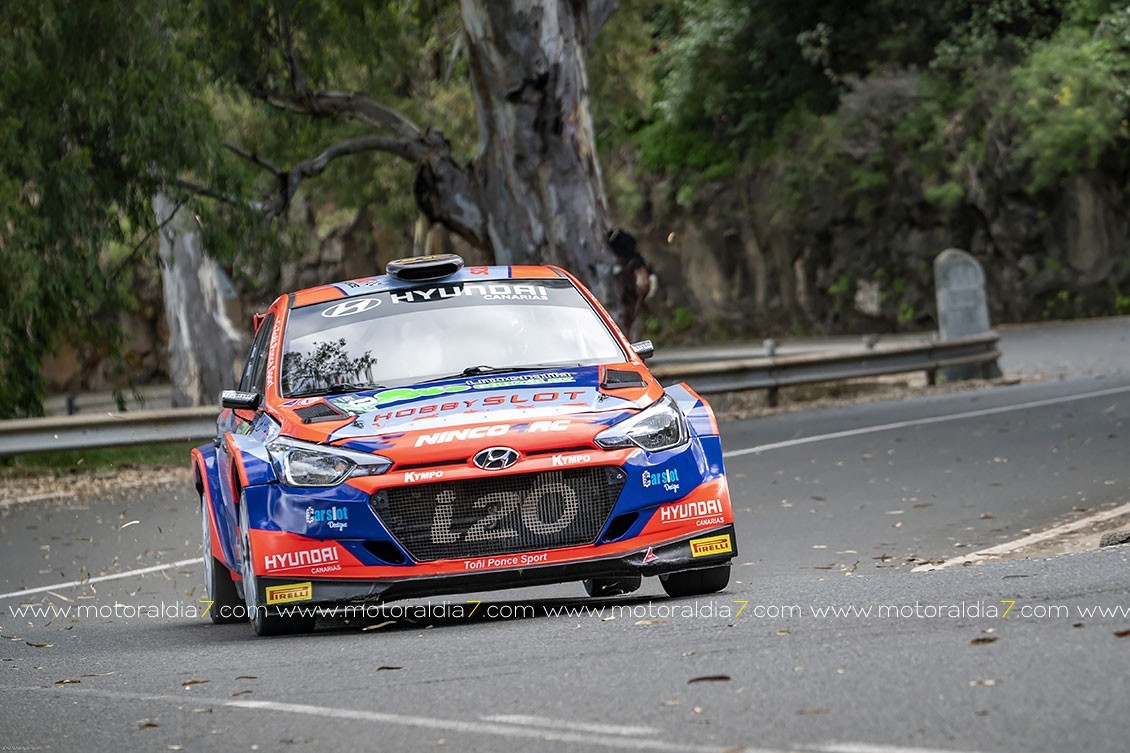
top-left (473, 446), bottom-right (520, 470)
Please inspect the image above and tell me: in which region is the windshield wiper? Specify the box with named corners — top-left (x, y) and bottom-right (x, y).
top-left (289, 382), bottom-right (386, 398)
top-left (419, 364), bottom-right (578, 384)
top-left (460, 364), bottom-right (549, 376)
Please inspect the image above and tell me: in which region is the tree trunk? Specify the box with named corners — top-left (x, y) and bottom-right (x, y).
top-left (153, 194), bottom-right (246, 407)
top-left (454, 0), bottom-right (622, 322)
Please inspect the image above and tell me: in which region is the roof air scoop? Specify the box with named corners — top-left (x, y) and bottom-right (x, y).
top-left (386, 254), bottom-right (465, 281)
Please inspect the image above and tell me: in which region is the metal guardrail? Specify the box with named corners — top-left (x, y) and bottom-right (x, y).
top-left (0, 331), bottom-right (1000, 457)
top-left (652, 331), bottom-right (1001, 405)
top-left (0, 407), bottom-right (219, 458)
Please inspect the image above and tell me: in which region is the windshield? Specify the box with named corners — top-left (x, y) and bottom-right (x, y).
top-left (279, 278), bottom-right (625, 396)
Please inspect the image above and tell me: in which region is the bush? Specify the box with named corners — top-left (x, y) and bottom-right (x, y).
top-left (1011, 12), bottom-right (1130, 190)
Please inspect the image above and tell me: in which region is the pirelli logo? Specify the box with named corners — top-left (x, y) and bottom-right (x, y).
top-left (690, 534), bottom-right (732, 558)
top-left (265, 582), bottom-right (313, 605)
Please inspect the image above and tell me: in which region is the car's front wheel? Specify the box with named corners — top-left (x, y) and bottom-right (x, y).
top-left (201, 493), bottom-right (244, 624)
top-left (583, 575), bottom-right (642, 597)
top-left (659, 565), bottom-right (730, 598)
top-left (239, 495), bottom-right (316, 637)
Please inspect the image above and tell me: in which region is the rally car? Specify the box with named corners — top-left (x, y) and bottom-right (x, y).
top-left (193, 254), bottom-right (736, 635)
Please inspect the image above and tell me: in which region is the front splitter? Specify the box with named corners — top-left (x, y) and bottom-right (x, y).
top-left (253, 525), bottom-right (737, 611)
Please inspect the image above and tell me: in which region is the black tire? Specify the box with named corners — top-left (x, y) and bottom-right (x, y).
top-left (201, 493), bottom-right (244, 624)
top-left (659, 565), bottom-right (730, 598)
top-left (583, 575), bottom-right (643, 597)
top-left (239, 496), bottom-right (316, 637)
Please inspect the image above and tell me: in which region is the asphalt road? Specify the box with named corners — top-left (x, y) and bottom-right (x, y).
top-left (3, 322), bottom-right (1130, 753)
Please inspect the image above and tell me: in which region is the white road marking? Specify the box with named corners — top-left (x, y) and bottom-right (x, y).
top-left (229, 699), bottom-right (735, 752)
top-left (809, 744), bottom-right (991, 753)
top-left (0, 557), bottom-right (202, 601)
top-left (2, 686), bottom-right (1008, 753)
top-left (913, 501), bottom-right (1130, 571)
top-left (722, 383), bottom-right (1130, 458)
top-left (482, 714), bottom-right (659, 736)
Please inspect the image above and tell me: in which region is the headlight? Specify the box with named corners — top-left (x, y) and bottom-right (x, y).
top-left (267, 437), bottom-right (392, 487)
top-left (595, 395), bottom-right (688, 452)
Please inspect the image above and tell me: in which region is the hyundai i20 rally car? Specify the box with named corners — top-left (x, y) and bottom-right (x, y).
top-left (193, 254), bottom-right (736, 635)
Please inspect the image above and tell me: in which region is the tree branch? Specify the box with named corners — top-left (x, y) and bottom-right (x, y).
top-left (274, 0), bottom-right (309, 97)
top-left (168, 177), bottom-right (245, 207)
top-left (264, 90), bottom-right (423, 141)
top-left (222, 140), bottom-right (283, 178)
top-left (260, 134), bottom-right (428, 217)
top-left (108, 198), bottom-right (187, 281)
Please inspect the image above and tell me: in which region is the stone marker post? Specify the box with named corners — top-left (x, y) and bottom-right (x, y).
top-left (934, 248), bottom-right (1002, 381)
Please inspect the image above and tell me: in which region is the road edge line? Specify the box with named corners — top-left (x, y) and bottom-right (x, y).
top-left (913, 502), bottom-right (1130, 572)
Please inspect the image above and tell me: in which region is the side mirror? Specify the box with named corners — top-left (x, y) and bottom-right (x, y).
top-left (631, 340), bottom-right (655, 360)
top-left (221, 390), bottom-right (261, 411)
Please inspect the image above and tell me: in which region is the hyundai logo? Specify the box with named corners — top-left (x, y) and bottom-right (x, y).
top-left (473, 446), bottom-right (520, 471)
top-left (321, 298), bottom-right (381, 318)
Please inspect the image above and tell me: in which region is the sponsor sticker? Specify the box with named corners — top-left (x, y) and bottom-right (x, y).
top-left (265, 582), bottom-right (313, 605)
top-left (341, 277), bottom-right (383, 289)
top-left (551, 452), bottom-right (591, 467)
top-left (659, 498), bottom-right (725, 525)
top-left (330, 374), bottom-right (579, 413)
top-left (351, 390), bottom-right (586, 424)
top-left (404, 470), bottom-right (444, 483)
top-left (463, 552), bottom-right (550, 571)
top-left (690, 534), bottom-right (732, 558)
top-left (264, 545), bottom-right (340, 573)
top-left (390, 283), bottom-right (548, 304)
top-left (305, 505), bottom-right (349, 531)
top-left (642, 468), bottom-right (680, 493)
top-left (414, 419), bottom-right (570, 447)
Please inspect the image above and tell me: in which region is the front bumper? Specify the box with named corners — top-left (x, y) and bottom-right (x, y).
top-left (252, 524), bottom-right (737, 611)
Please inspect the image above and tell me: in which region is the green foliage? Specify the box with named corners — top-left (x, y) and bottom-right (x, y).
top-left (590, 0), bottom-right (657, 152)
top-left (1114, 291), bottom-right (1130, 315)
top-left (671, 307), bottom-right (696, 331)
top-left (827, 275), bottom-right (852, 316)
top-left (0, 0), bottom-right (220, 418)
top-left (193, 0), bottom-right (475, 270)
top-left (1042, 288), bottom-right (1082, 319)
top-left (931, 0), bottom-right (1065, 73)
top-left (1, 0), bottom-right (481, 416)
top-left (924, 181), bottom-right (966, 209)
top-left (1011, 7), bottom-right (1130, 189)
top-left (637, 0), bottom-right (841, 176)
top-left (9, 0), bottom-right (1130, 417)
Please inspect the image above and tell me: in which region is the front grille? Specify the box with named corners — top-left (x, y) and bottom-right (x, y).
top-left (371, 467), bottom-right (626, 562)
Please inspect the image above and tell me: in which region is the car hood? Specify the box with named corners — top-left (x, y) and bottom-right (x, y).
top-left (274, 365), bottom-right (661, 451)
